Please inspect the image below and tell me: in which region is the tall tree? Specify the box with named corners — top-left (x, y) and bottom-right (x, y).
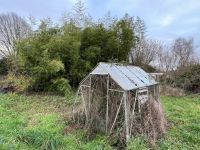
top-left (39, 17), bottom-right (54, 31)
top-left (0, 12), bottom-right (31, 58)
top-left (157, 47), bottom-right (177, 72)
top-left (99, 11), bottom-right (117, 29)
top-left (114, 14), bottom-right (135, 61)
top-left (80, 14), bottom-right (135, 65)
top-left (72, 0), bottom-right (92, 28)
top-left (134, 16), bottom-right (146, 42)
top-left (172, 37), bottom-right (194, 68)
top-left (130, 39), bottom-right (162, 66)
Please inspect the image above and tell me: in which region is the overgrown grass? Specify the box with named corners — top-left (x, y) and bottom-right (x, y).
top-left (157, 95), bottom-right (200, 150)
top-left (0, 93), bottom-right (111, 150)
top-left (0, 93), bottom-right (199, 149)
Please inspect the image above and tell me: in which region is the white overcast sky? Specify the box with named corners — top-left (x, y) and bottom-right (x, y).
top-left (0, 0), bottom-right (200, 55)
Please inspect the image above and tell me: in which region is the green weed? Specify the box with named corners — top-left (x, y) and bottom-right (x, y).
top-left (0, 93), bottom-right (199, 149)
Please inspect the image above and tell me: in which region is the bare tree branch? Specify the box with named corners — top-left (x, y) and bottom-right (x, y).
top-left (172, 37), bottom-right (194, 68)
top-left (0, 12), bottom-right (31, 58)
top-left (130, 39), bottom-right (161, 66)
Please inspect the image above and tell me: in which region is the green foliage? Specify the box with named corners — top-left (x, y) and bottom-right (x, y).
top-left (0, 58), bottom-right (8, 75)
top-left (174, 64), bottom-right (200, 92)
top-left (32, 58), bottom-right (64, 80)
top-left (0, 93), bottom-right (113, 150)
top-left (0, 136), bottom-right (21, 150)
top-left (1, 93), bottom-right (200, 149)
top-left (17, 27), bottom-right (76, 91)
top-left (79, 15), bottom-right (134, 73)
top-left (47, 27), bottom-right (81, 86)
top-left (16, 14), bottom-right (135, 91)
top-left (114, 15), bottom-right (134, 61)
top-left (159, 96), bottom-right (200, 149)
top-left (51, 78), bottom-right (72, 97)
top-left (82, 46), bottom-right (102, 65)
top-left (127, 137), bottom-right (148, 150)
top-left (1, 4), bottom-right (154, 94)
top-left (82, 136), bottom-right (113, 150)
top-left (0, 73), bottom-right (32, 93)
top-left (18, 130), bottom-right (65, 150)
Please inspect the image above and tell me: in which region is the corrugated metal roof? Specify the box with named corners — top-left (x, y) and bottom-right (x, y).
top-left (90, 62), bottom-right (157, 91)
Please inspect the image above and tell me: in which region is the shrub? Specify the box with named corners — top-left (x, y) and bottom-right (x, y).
top-left (0, 58), bottom-right (8, 75)
top-left (0, 73), bottom-right (32, 93)
top-left (174, 64), bottom-right (200, 93)
top-left (17, 27), bottom-right (79, 91)
top-left (51, 78), bottom-right (72, 97)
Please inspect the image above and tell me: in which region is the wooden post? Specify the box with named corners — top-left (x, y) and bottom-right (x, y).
top-left (124, 91), bottom-right (130, 142)
top-left (106, 75), bottom-right (109, 133)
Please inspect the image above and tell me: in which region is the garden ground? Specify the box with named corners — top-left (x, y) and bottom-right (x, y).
top-left (0, 93), bottom-right (199, 150)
